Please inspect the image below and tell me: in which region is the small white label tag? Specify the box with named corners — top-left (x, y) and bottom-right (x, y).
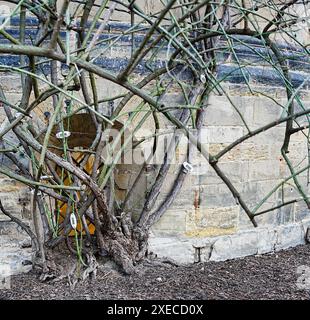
top-left (56, 131), bottom-right (71, 139)
top-left (182, 162), bottom-right (193, 174)
top-left (70, 213), bottom-right (77, 230)
top-left (200, 74), bottom-right (206, 84)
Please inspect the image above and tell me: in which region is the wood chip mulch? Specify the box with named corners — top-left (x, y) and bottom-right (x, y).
top-left (1, 244), bottom-right (310, 300)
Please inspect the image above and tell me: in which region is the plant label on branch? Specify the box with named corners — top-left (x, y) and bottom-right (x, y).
top-left (40, 175), bottom-right (53, 180)
top-left (56, 131), bottom-right (71, 139)
top-left (70, 213), bottom-right (77, 230)
top-left (182, 162), bottom-right (193, 174)
top-left (200, 74), bottom-right (207, 84)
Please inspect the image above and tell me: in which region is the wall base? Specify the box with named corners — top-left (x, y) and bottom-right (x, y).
top-left (0, 220), bottom-right (33, 277)
top-left (149, 219), bottom-right (310, 264)
top-left (2, 219), bottom-right (310, 276)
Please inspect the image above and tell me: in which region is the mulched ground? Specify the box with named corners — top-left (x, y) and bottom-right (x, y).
top-left (1, 244), bottom-right (310, 300)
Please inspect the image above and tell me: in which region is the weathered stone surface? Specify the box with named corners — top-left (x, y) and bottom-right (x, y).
top-left (295, 206), bottom-right (309, 222)
top-left (185, 206), bottom-right (239, 238)
top-left (0, 221), bottom-right (26, 235)
top-left (209, 230), bottom-right (259, 261)
top-left (148, 234), bottom-right (195, 264)
top-left (248, 160), bottom-right (281, 181)
top-left (288, 141), bottom-right (308, 162)
top-left (209, 220), bottom-right (310, 261)
top-left (240, 180), bottom-right (279, 205)
top-left (206, 126), bottom-right (244, 144)
top-left (247, 205), bottom-right (279, 227)
top-left (248, 126), bottom-right (286, 146)
top-left (252, 97), bottom-right (284, 127)
top-left (198, 162), bottom-right (248, 185)
top-left (149, 219), bottom-right (310, 264)
top-left (152, 209), bottom-right (187, 233)
top-left (204, 95), bottom-right (254, 127)
top-left (199, 184), bottom-right (236, 208)
top-left (256, 228), bottom-right (277, 254)
top-left (0, 178), bottom-right (22, 192)
top-left (209, 142), bottom-right (271, 162)
top-left (0, 234), bottom-right (33, 277)
top-left (273, 223), bottom-right (305, 251)
top-left (278, 204), bottom-right (295, 225)
top-left (0, 188), bottom-right (31, 221)
top-left (156, 189), bottom-right (196, 210)
top-left (156, 172), bottom-right (192, 195)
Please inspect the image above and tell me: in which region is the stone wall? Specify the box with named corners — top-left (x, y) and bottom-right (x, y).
top-left (0, 11), bottom-right (310, 268)
top-left (148, 84), bottom-right (310, 263)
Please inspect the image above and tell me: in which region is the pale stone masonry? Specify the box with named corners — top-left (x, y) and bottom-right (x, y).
top-left (0, 12), bottom-right (310, 268)
top-left (148, 85), bottom-right (310, 263)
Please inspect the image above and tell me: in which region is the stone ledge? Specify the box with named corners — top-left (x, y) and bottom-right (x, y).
top-left (0, 220), bottom-right (30, 237)
top-left (149, 218), bottom-right (310, 264)
top-left (0, 235), bottom-right (33, 277)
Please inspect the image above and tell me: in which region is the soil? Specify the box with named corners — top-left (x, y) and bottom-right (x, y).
top-left (1, 244), bottom-right (310, 300)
